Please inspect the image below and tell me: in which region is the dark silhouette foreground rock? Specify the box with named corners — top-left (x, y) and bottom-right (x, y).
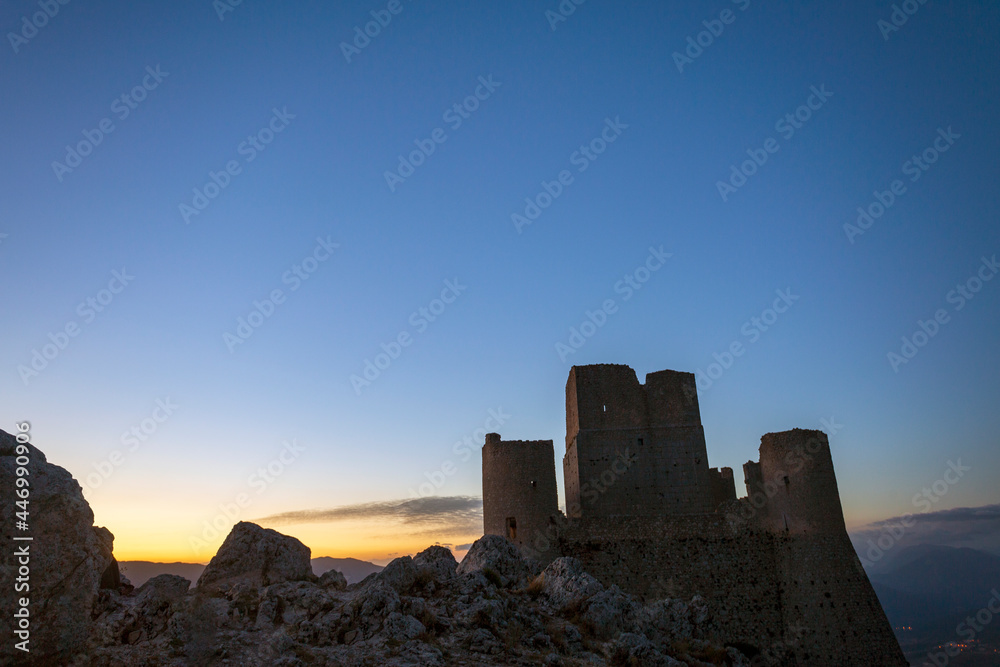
top-left (455, 533), bottom-right (539, 587)
top-left (195, 521), bottom-right (313, 592)
top-left (0, 429), bottom-right (115, 666)
top-left (84, 530), bottom-right (752, 666)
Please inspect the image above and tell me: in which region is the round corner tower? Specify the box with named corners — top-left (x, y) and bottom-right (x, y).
top-left (482, 433), bottom-right (559, 556)
top-left (757, 429), bottom-right (846, 535)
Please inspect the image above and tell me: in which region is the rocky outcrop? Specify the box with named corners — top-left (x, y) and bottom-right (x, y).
top-left (535, 557), bottom-right (605, 612)
top-left (0, 429), bottom-right (115, 666)
top-left (4, 437), bottom-right (752, 665)
top-left (195, 521), bottom-right (314, 592)
top-left (318, 567), bottom-right (347, 590)
top-left (456, 533), bottom-right (539, 587)
top-left (85, 530), bottom-right (751, 666)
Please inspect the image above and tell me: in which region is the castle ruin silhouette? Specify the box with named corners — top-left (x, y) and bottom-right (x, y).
top-left (481, 364), bottom-right (907, 665)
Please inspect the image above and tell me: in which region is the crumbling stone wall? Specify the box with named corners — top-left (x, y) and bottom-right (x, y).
top-left (754, 429), bottom-right (904, 664)
top-left (709, 466), bottom-right (737, 510)
top-left (563, 365), bottom-right (714, 517)
top-left (482, 434), bottom-right (559, 558)
top-left (755, 429), bottom-right (847, 536)
top-left (481, 364), bottom-right (908, 665)
top-left (557, 514), bottom-right (786, 651)
top-left (556, 510), bottom-right (906, 665)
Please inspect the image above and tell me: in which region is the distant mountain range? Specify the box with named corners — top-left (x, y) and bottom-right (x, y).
top-left (120, 557), bottom-right (383, 587)
top-left (118, 562), bottom-right (207, 588)
top-left (310, 557), bottom-right (384, 584)
top-left (861, 544), bottom-right (1000, 666)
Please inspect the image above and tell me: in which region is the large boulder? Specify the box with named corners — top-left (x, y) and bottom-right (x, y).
top-left (456, 535), bottom-right (536, 587)
top-left (318, 568), bottom-right (347, 590)
top-left (581, 584), bottom-right (642, 639)
top-left (413, 545), bottom-right (458, 585)
top-left (374, 555), bottom-right (418, 594)
top-left (536, 557), bottom-right (604, 612)
top-left (196, 522), bottom-right (313, 593)
top-left (0, 429), bottom-right (115, 665)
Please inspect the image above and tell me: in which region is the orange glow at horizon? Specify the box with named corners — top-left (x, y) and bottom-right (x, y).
top-left (94, 501), bottom-right (480, 565)
top-left (91, 485), bottom-right (886, 565)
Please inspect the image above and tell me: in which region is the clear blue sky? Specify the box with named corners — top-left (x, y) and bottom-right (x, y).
top-left (2, 0), bottom-right (998, 561)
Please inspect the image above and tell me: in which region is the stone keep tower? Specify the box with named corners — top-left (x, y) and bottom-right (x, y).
top-left (478, 366), bottom-right (908, 666)
top-left (744, 429), bottom-right (904, 664)
top-left (481, 434), bottom-right (558, 554)
top-left (563, 364), bottom-right (714, 518)
top-left (752, 429), bottom-right (848, 535)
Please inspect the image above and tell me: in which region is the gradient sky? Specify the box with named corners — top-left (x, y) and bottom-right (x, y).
top-left (2, 1), bottom-right (998, 564)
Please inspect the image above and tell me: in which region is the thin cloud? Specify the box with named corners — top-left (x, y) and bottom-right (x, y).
top-left (907, 504), bottom-right (1000, 523)
top-left (253, 496), bottom-right (483, 528)
top-left (851, 503), bottom-right (1000, 556)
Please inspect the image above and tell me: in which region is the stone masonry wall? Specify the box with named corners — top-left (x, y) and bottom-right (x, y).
top-left (482, 435), bottom-right (559, 557)
top-left (564, 365), bottom-right (713, 518)
top-left (709, 466), bottom-right (737, 510)
top-left (558, 514), bottom-right (786, 652)
top-left (565, 425), bottom-right (713, 517)
top-left (754, 429), bottom-right (907, 664)
top-left (556, 511), bottom-right (908, 665)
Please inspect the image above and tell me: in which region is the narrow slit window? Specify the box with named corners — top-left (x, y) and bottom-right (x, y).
top-left (506, 517), bottom-right (517, 540)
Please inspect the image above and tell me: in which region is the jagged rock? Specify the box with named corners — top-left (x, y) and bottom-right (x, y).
top-left (100, 558), bottom-right (122, 590)
top-left (581, 583), bottom-right (642, 639)
top-left (90, 573), bottom-right (193, 651)
top-left (459, 597), bottom-right (506, 632)
top-left (0, 430), bottom-right (115, 665)
top-left (118, 572), bottom-right (134, 595)
top-left (347, 577), bottom-right (402, 643)
top-left (468, 626), bottom-right (502, 654)
top-left (138, 573), bottom-right (191, 602)
top-left (376, 555), bottom-right (418, 594)
top-left (456, 534), bottom-right (537, 587)
top-left (412, 544), bottom-right (458, 584)
top-left (81, 535), bottom-right (750, 666)
top-left (401, 594), bottom-right (427, 621)
top-left (196, 521), bottom-right (313, 592)
top-left (168, 594), bottom-right (232, 662)
top-left (455, 569), bottom-right (491, 597)
top-left (255, 581), bottom-right (334, 631)
top-left (380, 611), bottom-right (425, 641)
top-left (536, 556), bottom-right (604, 612)
top-left (318, 568), bottom-right (347, 590)
top-left (607, 632), bottom-right (681, 666)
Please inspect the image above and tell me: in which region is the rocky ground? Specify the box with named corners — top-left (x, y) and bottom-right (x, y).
top-left (85, 527), bottom-right (751, 666)
top-left (2, 431), bottom-right (754, 666)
